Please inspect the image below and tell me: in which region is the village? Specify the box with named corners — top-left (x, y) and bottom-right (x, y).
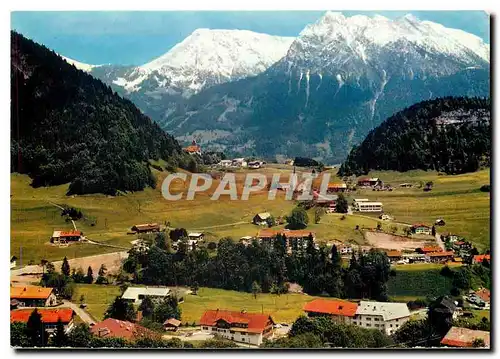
top-left (10, 164), bottom-right (491, 349)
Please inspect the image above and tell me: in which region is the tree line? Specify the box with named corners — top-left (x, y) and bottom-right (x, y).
top-left (339, 97), bottom-right (491, 177)
top-left (124, 232), bottom-right (392, 301)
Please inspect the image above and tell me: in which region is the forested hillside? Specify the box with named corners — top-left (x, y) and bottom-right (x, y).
top-left (338, 97), bottom-right (491, 176)
top-left (11, 31), bottom-right (189, 195)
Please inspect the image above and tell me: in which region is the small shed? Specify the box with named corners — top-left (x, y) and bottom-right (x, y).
top-left (163, 318), bottom-right (181, 331)
top-left (188, 232), bottom-right (204, 241)
top-left (253, 212), bottom-right (271, 225)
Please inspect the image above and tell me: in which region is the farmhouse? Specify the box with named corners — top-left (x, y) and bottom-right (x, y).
top-left (131, 223), bottom-right (160, 234)
top-left (200, 309), bottom-right (274, 346)
top-left (91, 318), bottom-right (159, 341)
top-left (418, 246), bottom-right (443, 254)
top-left (10, 286), bottom-right (57, 307)
top-left (327, 183), bottom-right (347, 193)
top-left (121, 287), bottom-right (170, 305)
top-left (188, 232), bottom-right (205, 241)
top-left (11, 308), bottom-right (75, 334)
top-left (473, 254), bottom-right (491, 264)
top-left (426, 251), bottom-right (455, 263)
top-left (163, 318), bottom-right (181, 331)
top-left (433, 296), bottom-right (458, 320)
top-left (357, 178), bottom-right (371, 187)
top-left (253, 212), bottom-right (272, 225)
top-left (184, 140), bottom-right (201, 155)
top-left (475, 288), bottom-right (490, 304)
top-left (338, 245), bottom-right (353, 256)
top-left (51, 230), bottom-right (82, 243)
top-left (386, 250), bottom-right (402, 263)
top-left (354, 301), bottom-right (411, 335)
top-left (303, 299), bottom-right (358, 324)
top-left (441, 327), bottom-right (490, 348)
top-left (411, 224), bottom-right (432, 235)
top-left (355, 201), bottom-right (383, 212)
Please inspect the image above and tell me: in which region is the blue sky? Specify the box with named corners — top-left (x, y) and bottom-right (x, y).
top-left (11, 11), bottom-right (490, 66)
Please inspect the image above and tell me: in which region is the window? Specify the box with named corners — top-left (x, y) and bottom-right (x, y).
top-left (242, 338), bottom-right (245, 342)
top-left (390, 324), bottom-right (393, 327)
top-left (366, 317), bottom-right (371, 321)
top-left (366, 323), bottom-right (371, 327)
top-left (230, 331), bottom-right (235, 334)
top-left (374, 318), bottom-right (380, 321)
top-left (203, 327), bottom-right (208, 330)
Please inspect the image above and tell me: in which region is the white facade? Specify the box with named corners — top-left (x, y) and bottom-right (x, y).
top-left (200, 325), bottom-right (272, 346)
top-left (121, 287), bottom-right (170, 305)
top-left (413, 226), bottom-right (432, 235)
top-left (353, 301), bottom-right (410, 335)
top-left (356, 202), bottom-right (383, 212)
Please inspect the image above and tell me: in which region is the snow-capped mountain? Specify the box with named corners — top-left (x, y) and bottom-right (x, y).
top-left (93, 29), bottom-right (294, 97)
top-left (161, 12), bottom-right (490, 162)
top-left (61, 56), bottom-right (100, 72)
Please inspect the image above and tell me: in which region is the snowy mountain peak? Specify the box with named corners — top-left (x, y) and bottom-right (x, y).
top-left (61, 56), bottom-right (98, 72)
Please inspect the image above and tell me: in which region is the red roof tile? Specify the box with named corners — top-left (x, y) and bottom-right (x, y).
top-left (475, 288), bottom-right (490, 303)
top-left (412, 223), bottom-right (431, 228)
top-left (59, 230), bottom-right (82, 237)
top-left (386, 250), bottom-right (402, 257)
top-left (199, 310), bottom-right (274, 334)
top-left (473, 254), bottom-right (490, 263)
top-left (420, 246), bottom-right (443, 253)
top-left (440, 327), bottom-right (490, 347)
top-left (184, 145), bottom-right (201, 153)
top-left (91, 318), bottom-right (159, 341)
top-left (304, 299), bottom-right (358, 317)
top-left (10, 286), bottom-right (54, 300)
top-left (11, 308), bottom-right (74, 324)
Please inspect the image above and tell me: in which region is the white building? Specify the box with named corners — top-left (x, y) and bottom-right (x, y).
top-left (353, 301), bottom-right (411, 335)
top-left (355, 201), bottom-right (383, 212)
top-left (121, 287), bottom-right (170, 305)
top-left (188, 232), bottom-right (204, 241)
top-left (200, 309), bottom-right (274, 346)
top-left (218, 160), bottom-right (233, 167)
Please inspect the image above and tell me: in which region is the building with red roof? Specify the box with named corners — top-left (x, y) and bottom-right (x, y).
top-left (473, 254), bottom-right (490, 264)
top-left (441, 327), bottom-right (490, 348)
top-left (11, 308), bottom-right (75, 334)
top-left (10, 285), bottom-right (57, 307)
top-left (304, 299), bottom-right (358, 323)
top-left (418, 246), bottom-right (443, 254)
top-left (51, 230), bottom-right (83, 243)
top-left (386, 250), bottom-right (403, 263)
top-left (199, 309), bottom-right (274, 346)
top-left (426, 251), bottom-right (455, 263)
top-left (475, 288), bottom-right (490, 304)
top-left (91, 318), bottom-right (159, 342)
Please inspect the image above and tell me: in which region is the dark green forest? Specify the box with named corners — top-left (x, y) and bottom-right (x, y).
top-left (339, 97), bottom-right (490, 176)
top-left (11, 31), bottom-right (190, 195)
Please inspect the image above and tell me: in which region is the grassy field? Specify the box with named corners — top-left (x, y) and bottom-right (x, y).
top-left (72, 284), bottom-right (319, 325)
top-left (11, 167), bottom-right (490, 264)
top-left (388, 268), bottom-right (453, 299)
top-left (72, 284), bottom-right (122, 321)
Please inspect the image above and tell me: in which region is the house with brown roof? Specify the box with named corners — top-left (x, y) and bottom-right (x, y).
top-left (199, 309), bottom-right (274, 346)
top-left (327, 183), bottom-right (347, 193)
top-left (417, 246), bottom-right (443, 254)
top-left (10, 286), bottom-right (57, 307)
top-left (184, 140), bottom-right (201, 155)
top-left (163, 318), bottom-right (181, 331)
top-left (475, 288), bottom-right (490, 304)
top-left (386, 250), bottom-right (403, 263)
top-left (131, 223), bottom-right (160, 234)
top-left (441, 327), bottom-right (490, 348)
top-left (51, 230), bottom-right (83, 243)
top-left (257, 229), bottom-right (315, 252)
top-left (11, 308), bottom-right (75, 334)
top-left (303, 299), bottom-right (358, 324)
top-left (426, 251), bottom-right (455, 263)
top-left (91, 318), bottom-right (160, 342)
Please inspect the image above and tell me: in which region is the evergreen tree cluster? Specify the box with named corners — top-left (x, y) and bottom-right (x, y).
top-left (124, 233), bottom-right (391, 300)
top-left (339, 97), bottom-right (491, 176)
top-left (11, 31), bottom-right (190, 195)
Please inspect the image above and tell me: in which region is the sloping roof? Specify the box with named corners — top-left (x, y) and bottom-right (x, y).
top-left (255, 212), bottom-right (271, 220)
top-left (427, 251), bottom-right (455, 257)
top-left (475, 288), bottom-right (490, 303)
top-left (441, 327), bottom-right (490, 348)
top-left (304, 299), bottom-right (358, 317)
top-left (132, 223), bottom-right (160, 231)
top-left (473, 254), bottom-right (490, 263)
top-left (163, 318), bottom-right (181, 327)
top-left (11, 286), bottom-right (54, 300)
top-left (386, 250), bottom-right (402, 257)
top-left (91, 318), bottom-right (158, 341)
top-left (121, 287), bottom-right (170, 300)
top-left (412, 223), bottom-right (431, 229)
top-left (199, 310), bottom-right (273, 334)
top-left (356, 301), bottom-right (410, 321)
top-left (188, 232), bottom-right (204, 238)
top-left (257, 229), bottom-right (315, 239)
top-left (184, 145), bottom-right (201, 153)
top-left (328, 183), bottom-right (347, 188)
top-left (11, 308), bottom-right (74, 324)
top-left (420, 246), bottom-right (443, 253)
top-left (59, 230), bottom-right (82, 237)
top-left (435, 296), bottom-right (457, 313)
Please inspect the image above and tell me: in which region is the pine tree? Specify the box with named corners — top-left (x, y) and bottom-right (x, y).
top-left (85, 266), bottom-right (93, 284)
top-left (26, 309), bottom-right (47, 347)
top-left (138, 296), bottom-right (155, 319)
top-left (61, 256), bottom-right (70, 277)
top-left (52, 318), bottom-right (67, 347)
top-left (104, 297), bottom-right (136, 322)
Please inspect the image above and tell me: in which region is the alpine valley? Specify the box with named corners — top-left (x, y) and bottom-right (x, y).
top-left (79, 11), bottom-right (490, 163)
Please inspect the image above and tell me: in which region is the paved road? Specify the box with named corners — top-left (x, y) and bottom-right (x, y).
top-left (434, 231), bottom-right (446, 251)
top-left (62, 300), bottom-right (96, 325)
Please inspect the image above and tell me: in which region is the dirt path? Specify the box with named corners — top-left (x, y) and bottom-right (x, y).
top-left (62, 300), bottom-right (96, 325)
top-left (191, 221), bottom-right (247, 230)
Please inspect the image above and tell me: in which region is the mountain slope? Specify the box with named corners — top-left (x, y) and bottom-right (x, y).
top-left (11, 31), bottom-right (187, 195)
top-left (338, 97), bottom-right (491, 176)
top-left (162, 12), bottom-right (490, 162)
